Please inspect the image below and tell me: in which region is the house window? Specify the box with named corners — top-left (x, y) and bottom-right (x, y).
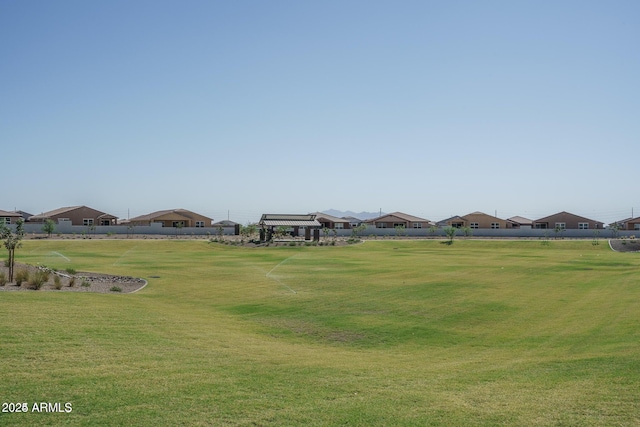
top-left (393, 223), bottom-right (405, 228)
top-left (83, 218), bottom-right (94, 226)
top-left (491, 223), bottom-right (500, 229)
top-left (2, 217), bottom-right (9, 225)
top-left (58, 218), bottom-right (69, 224)
top-left (470, 223), bottom-right (479, 229)
top-left (335, 223), bottom-right (344, 229)
top-left (413, 223), bottom-right (422, 229)
top-left (195, 221), bottom-right (204, 228)
top-left (634, 224), bottom-right (640, 230)
top-left (376, 223), bottom-right (387, 228)
top-left (535, 223), bottom-right (547, 229)
top-left (555, 223), bottom-right (566, 230)
top-left (172, 221), bottom-right (185, 227)
top-left (578, 223), bottom-right (589, 230)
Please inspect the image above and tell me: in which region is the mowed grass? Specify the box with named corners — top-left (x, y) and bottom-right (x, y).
top-left (1, 239), bottom-right (639, 426)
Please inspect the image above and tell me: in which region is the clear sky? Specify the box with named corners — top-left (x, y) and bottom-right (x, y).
top-left (1, 1), bottom-right (638, 225)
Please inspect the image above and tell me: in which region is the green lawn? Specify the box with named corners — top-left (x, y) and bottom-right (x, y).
top-left (1, 239), bottom-right (639, 426)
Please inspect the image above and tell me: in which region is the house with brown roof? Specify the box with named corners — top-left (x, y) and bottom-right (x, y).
top-left (29, 206), bottom-right (118, 226)
top-left (365, 212), bottom-right (433, 229)
top-left (313, 212), bottom-right (352, 229)
top-left (459, 212), bottom-right (508, 229)
top-left (125, 209), bottom-right (213, 228)
top-left (533, 211), bottom-right (604, 230)
top-left (506, 216), bottom-right (533, 229)
top-left (611, 217), bottom-right (640, 231)
top-left (0, 210), bottom-right (23, 225)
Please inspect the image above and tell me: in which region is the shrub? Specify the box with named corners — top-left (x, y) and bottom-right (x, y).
top-left (32, 270), bottom-right (48, 290)
top-left (15, 269), bottom-right (29, 286)
top-left (81, 279), bottom-right (91, 287)
top-left (54, 275), bottom-right (62, 290)
top-left (68, 277), bottom-right (76, 287)
top-left (289, 242), bottom-right (297, 246)
top-left (0, 271), bottom-right (6, 286)
top-left (110, 286), bottom-right (122, 292)
top-left (65, 268), bottom-right (77, 275)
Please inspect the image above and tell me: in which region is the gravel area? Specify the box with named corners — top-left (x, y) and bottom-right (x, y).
top-left (0, 263), bottom-right (146, 293)
top-left (609, 238), bottom-right (640, 253)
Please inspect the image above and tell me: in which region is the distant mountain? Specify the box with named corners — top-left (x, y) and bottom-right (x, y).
top-left (322, 209), bottom-right (385, 220)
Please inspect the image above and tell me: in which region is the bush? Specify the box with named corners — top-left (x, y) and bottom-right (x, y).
top-left (65, 268), bottom-right (77, 275)
top-left (0, 271), bottom-right (6, 286)
top-left (32, 270), bottom-right (48, 290)
top-left (81, 280), bottom-right (91, 287)
top-left (110, 286), bottom-right (122, 292)
top-left (68, 277), bottom-right (76, 287)
top-left (54, 275), bottom-right (62, 290)
top-left (15, 269), bottom-right (29, 286)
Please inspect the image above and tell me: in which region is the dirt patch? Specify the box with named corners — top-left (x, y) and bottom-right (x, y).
top-left (609, 239), bottom-right (640, 253)
top-left (0, 263), bottom-right (146, 293)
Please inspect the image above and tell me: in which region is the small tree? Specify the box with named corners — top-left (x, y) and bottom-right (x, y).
top-left (351, 223), bottom-right (367, 238)
top-left (428, 225), bottom-right (438, 237)
top-left (0, 219), bottom-right (25, 282)
top-left (42, 219), bottom-right (55, 238)
top-left (274, 226), bottom-right (288, 240)
top-left (322, 227), bottom-right (331, 242)
top-left (609, 223), bottom-right (621, 239)
top-left (461, 226), bottom-right (473, 238)
top-left (394, 224), bottom-right (407, 237)
top-left (444, 226), bottom-right (457, 244)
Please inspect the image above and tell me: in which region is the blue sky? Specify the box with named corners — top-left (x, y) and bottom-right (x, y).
top-left (1, 1), bottom-right (638, 224)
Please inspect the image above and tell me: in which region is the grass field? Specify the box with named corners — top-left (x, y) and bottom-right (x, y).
top-left (1, 239), bottom-right (639, 426)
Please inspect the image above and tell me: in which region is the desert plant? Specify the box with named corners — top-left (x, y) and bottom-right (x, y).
top-left (68, 277), bottom-right (76, 287)
top-left (65, 267), bottom-right (77, 275)
top-left (54, 275), bottom-right (62, 290)
top-left (81, 279), bottom-right (91, 287)
top-left (15, 269), bottom-right (29, 286)
top-left (0, 271), bottom-right (6, 286)
top-left (461, 226), bottom-right (473, 237)
top-left (32, 270), bottom-right (48, 290)
top-left (110, 286), bottom-right (122, 292)
top-left (444, 226), bottom-right (457, 244)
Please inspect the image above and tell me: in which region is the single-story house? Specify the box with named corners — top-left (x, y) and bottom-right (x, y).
top-left (125, 209), bottom-right (213, 228)
top-left (611, 217), bottom-right (640, 231)
top-left (29, 206), bottom-right (118, 226)
top-left (312, 212), bottom-right (352, 229)
top-left (459, 212), bottom-right (508, 229)
top-left (342, 216), bottom-right (364, 228)
top-left (438, 212), bottom-right (508, 229)
top-left (437, 216), bottom-right (466, 228)
top-left (212, 220), bottom-right (240, 235)
top-left (365, 212), bottom-right (434, 229)
top-left (533, 211), bottom-right (604, 230)
top-left (506, 216), bottom-right (533, 229)
top-left (0, 210), bottom-right (23, 225)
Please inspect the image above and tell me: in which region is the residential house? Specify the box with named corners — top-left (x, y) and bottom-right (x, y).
top-left (438, 212), bottom-right (508, 229)
top-left (506, 216), bottom-right (533, 229)
top-left (125, 209), bottom-right (213, 228)
top-left (437, 215), bottom-right (466, 228)
top-left (533, 211), bottom-right (604, 230)
top-left (459, 212), bottom-right (508, 229)
top-left (365, 212), bottom-right (434, 230)
top-left (611, 217), bottom-right (640, 231)
top-left (0, 210), bottom-right (23, 225)
top-left (313, 212), bottom-right (352, 230)
top-left (29, 206), bottom-right (118, 226)
top-left (342, 216), bottom-right (364, 228)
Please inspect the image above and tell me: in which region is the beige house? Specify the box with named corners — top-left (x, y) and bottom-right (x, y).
top-left (365, 212), bottom-right (433, 229)
top-left (533, 211), bottom-right (604, 230)
top-left (29, 206), bottom-right (118, 226)
top-left (0, 210), bottom-right (23, 225)
top-left (312, 212), bottom-right (352, 230)
top-left (439, 212), bottom-right (507, 229)
top-left (506, 216), bottom-right (533, 229)
top-left (125, 209), bottom-right (213, 228)
top-left (460, 212), bottom-right (508, 229)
